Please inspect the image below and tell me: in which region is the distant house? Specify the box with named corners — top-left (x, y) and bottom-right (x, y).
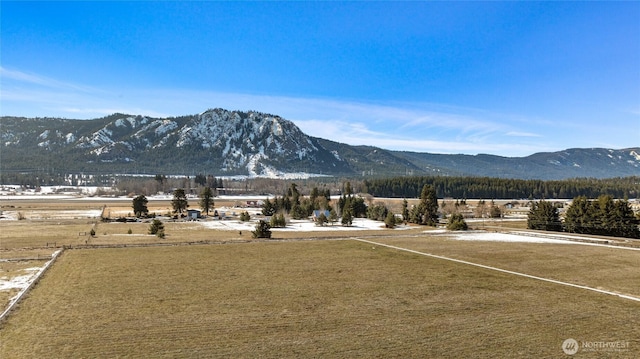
top-left (312, 210), bottom-right (331, 221)
top-left (246, 200), bottom-right (263, 208)
top-left (187, 209), bottom-right (201, 220)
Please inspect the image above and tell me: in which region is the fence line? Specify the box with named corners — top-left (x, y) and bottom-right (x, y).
top-left (0, 249), bottom-right (64, 323)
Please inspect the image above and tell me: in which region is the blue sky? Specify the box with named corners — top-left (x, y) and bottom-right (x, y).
top-left (1, 1), bottom-right (638, 157)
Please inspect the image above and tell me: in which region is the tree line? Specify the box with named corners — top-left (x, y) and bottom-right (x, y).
top-left (527, 196), bottom-right (639, 239)
top-left (363, 176), bottom-right (640, 199)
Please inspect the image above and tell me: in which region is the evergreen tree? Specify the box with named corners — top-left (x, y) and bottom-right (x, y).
top-left (401, 198), bottom-right (409, 222)
top-left (367, 203), bottom-right (389, 221)
top-left (199, 187), bottom-right (214, 216)
top-left (282, 196), bottom-right (292, 213)
top-left (344, 181), bottom-right (353, 196)
top-left (148, 219), bottom-right (165, 238)
top-left (154, 174), bottom-right (166, 193)
top-left (611, 199), bottom-right (639, 238)
top-left (262, 197), bottom-right (276, 216)
top-left (385, 211), bottom-right (396, 228)
top-left (527, 200), bottom-right (561, 232)
top-left (132, 195), bottom-right (149, 218)
top-left (289, 183), bottom-right (300, 201)
top-left (171, 188), bottom-right (188, 215)
top-left (328, 208), bottom-right (338, 226)
top-left (310, 187), bottom-right (319, 203)
top-left (291, 201), bottom-right (306, 220)
top-left (316, 212), bottom-right (328, 226)
top-left (413, 184), bottom-right (438, 226)
top-left (351, 196), bottom-right (368, 218)
top-left (252, 220), bottom-right (272, 239)
top-left (194, 173), bottom-right (207, 186)
top-left (564, 196), bottom-right (591, 234)
top-left (341, 197), bottom-right (353, 226)
top-left (270, 213), bottom-right (287, 228)
top-left (447, 213), bottom-right (468, 231)
top-left (593, 195), bottom-right (616, 235)
top-left (206, 175), bottom-right (217, 188)
top-left (323, 188), bottom-right (331, 201)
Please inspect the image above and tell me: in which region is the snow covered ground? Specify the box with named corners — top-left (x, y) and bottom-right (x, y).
top-left (0, 209), bottom-right (102, 220)
top-left (0, 250), bottom-right (63, 320)
top-left (0, 267), bottom-right (42, 291)
top-left (0, 252), bottom-right (61, 293)
top-left (199, 217), bottom-right (409, 232)
top-left (0, 185), bottom-right (104, 199)
top-left (442, 230), bottom-right (640, 250)
top-left (445, 231), bottom-right (578, 244)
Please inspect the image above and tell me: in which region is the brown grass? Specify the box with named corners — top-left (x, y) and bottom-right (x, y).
top-left (1, 198), bottom-right (639, 357)
top-left (1, 241), bottom-right (639, 358)
top-left (0, 219), bottom-right (95, 249)
top-left (372, 233), bottom-right (640, 297)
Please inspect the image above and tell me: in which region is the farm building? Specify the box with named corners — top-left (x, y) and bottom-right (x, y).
top-left (187, 209), bottom-right (201, 220)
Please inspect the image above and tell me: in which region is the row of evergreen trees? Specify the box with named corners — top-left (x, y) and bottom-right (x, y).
top-left (261, 183), bottom-right (333, 220)
top-left (527, 196), bottom-right (639, 238)
top-left (363, 176), bottom-right (639, 200)
top-left (259, 182), bottom-right (442, 229)
top-left (260, 182), bottom-right (367, 226)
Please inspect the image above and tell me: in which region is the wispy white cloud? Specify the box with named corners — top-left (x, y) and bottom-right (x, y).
top-left (505, 131), bottom-right (541, 138)
top-left (0, 66), bottom-right (97, 93)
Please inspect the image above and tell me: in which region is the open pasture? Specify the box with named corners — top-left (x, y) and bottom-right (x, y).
top-left (1, 239), bottom-right (639, 358)
top-left (373, 232), bottom-right (640, 298)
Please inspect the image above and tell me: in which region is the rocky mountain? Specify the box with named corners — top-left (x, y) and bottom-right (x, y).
top-left (1, 109), bottom-right (639, 180)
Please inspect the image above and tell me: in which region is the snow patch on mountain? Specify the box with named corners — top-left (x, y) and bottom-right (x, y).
top-left (77, 128), bottom-right (114, 149)
top-left (114, 116), bottom-right (141, 128)
top-left (38, 130), bottom-right (50, 140)
top-left (155, 120), bottom-right (178, 136)
top-left (65, 133), bottom-right (76, 143)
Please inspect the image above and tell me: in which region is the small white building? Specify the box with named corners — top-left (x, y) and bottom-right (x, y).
top-left (187, 209), bottom-right (201, 220)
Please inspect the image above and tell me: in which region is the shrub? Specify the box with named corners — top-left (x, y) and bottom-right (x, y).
top-left (252, 220), bottom-right (272, 239)
top-left (447, 213), bottom-right (468, 231)
top-left (270, 213), bottom-right (287, 228)
top-left (385, 212), bottom-right (396, 229)
top-left (315, 213), bottom-right (328, 226)
top-left (149, 219), bottom-right (165, 238)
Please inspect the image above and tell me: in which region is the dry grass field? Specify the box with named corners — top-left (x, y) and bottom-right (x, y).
top-left (1, 198), bottom-right (639, 358)
top-left (0, 240), bottom-right (638, 358)
top-left (373, 234), bottom-right (640, 298)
